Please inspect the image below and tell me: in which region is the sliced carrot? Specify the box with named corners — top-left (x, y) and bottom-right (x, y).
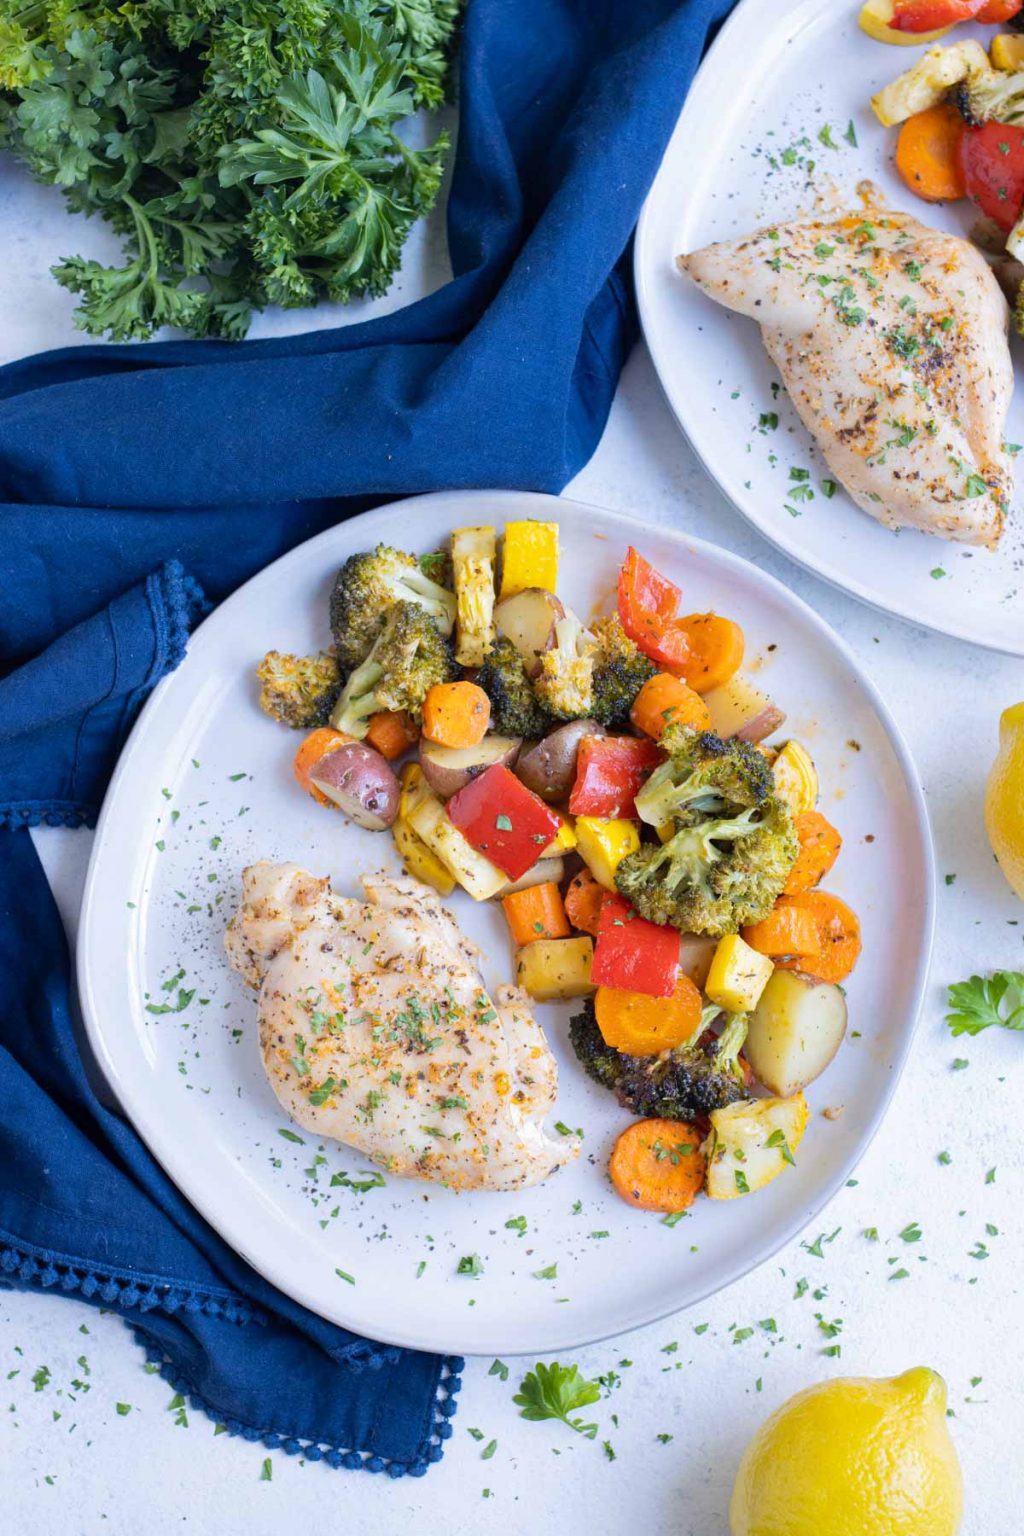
top-left (502, 881), bottom-right (570, 946)
top-left (421, 681), bottom-right (491, 748)
top-left (365, 709), bottom-right (419, 761)
top-left (663, 613), bottom-right (744, 694)
top-left (595, 972), bottom-right (703, 1056)
top-left (783, 811), bottom-right (842, 896)
top-left (565, 869), bottom-right (604, 936)
top-left (609, 1118), bottom-right (706, 1214)
top-left (895, 104), bottom-right (966, 204)
top-left (630, 672), bottom-right (712, 740)
top-left (776, 891), bottom-right (862, 984)
top-left (741, 902), bottom-right (820, 959)
top-left (293, 726), bottom-right (351, 807)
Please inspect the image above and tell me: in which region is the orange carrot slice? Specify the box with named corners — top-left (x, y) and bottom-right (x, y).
top-left (609, 1118), bottom-right (706, 1213)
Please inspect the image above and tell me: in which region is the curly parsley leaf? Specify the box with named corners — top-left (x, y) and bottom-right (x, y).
top-left (513, 1362), bottom-right (601, 1439)
top-left (946, 971), bottom-right (1024, 1037)
top-left (3, 3), bottom-right (458, 338)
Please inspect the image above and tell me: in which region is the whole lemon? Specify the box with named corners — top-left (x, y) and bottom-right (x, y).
top-left (986, 702), bottom-right (1024, 900)
top-left (730, 1367), bottom-right (963, 1536)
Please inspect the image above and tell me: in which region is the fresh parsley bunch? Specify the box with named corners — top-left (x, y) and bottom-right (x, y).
top-left (0, 0), bottom-right (459, 340)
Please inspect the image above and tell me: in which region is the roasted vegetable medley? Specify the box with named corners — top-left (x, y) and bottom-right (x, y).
top-left (255, 521), bottom-right (862, 1217)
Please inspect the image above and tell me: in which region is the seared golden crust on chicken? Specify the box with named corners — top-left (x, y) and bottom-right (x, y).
top-left (225, 862), bottom-right (579, 1191)
top-left (679, 210), bottom-right (1012, 548)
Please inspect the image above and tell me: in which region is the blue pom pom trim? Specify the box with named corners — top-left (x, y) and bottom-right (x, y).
top-left (130, 1333), bottom-right (464, 1479)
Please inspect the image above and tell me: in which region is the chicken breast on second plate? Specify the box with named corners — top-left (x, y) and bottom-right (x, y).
top-left (678, 209), bottom-right (1013, 548)
top-left (225, 861), bottom-right (580, 1191)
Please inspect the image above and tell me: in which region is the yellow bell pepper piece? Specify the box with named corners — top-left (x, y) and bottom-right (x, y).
top-left (500, 520), bottom-right (559, 597)
top-left (772, 741), bottom-right (818, 817)
top-left (540, 811), bottom-right (577, 858)
top-left (574, 816), bottom-right (640, 890)
top-left (705, 934), bottom-right (774, 1014)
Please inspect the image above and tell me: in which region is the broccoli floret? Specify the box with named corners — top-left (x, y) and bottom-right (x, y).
top-left (476, 637), bottom-right (555, 739)
top-left (330, 601), bottom-right (457, 737)
top-left (616, 796), bottom-right (798, 935)
top-left (533, 609), bottom-right (597, 719)
top-left (569, 999), bottom-right (749, 1119)
top-left (616, 729), bottom-right (797, 934)
top-left (588, 614), bottom-right (657, 728)
top-left (255, 650), bottom-right (342, 729)
top-left (636, 728), bottom-right (774, 829)
top-left (329, 544), bottom-right (456, 670)
top-left (954, 68), bottom-right (1024, 129)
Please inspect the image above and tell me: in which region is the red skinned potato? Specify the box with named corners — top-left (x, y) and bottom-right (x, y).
top-left (515, 720), bottom-right (608, 803)
top-left (309, 741), bottom-right (401, 830)
top-left (418, 734), bottom-right (521, 799)
top-left (494, 587), bottom-right (565, 677)
top-left (702, 676), bottom-right (785, 744)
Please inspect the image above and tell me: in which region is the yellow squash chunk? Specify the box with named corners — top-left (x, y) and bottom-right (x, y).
top-left (859, 0), bottom-right (951, 46)
top-left (392, 817), bottom-right (456, 896)
top-left (705, 934), bottom-right (775, 1014)
top-left (451, 525), bottom-right (497, 667)
top-left (405, 784), bottom-right (506, 901)
top-left (991, 33), bottom-right (1024, 71)
top-left (515, 936), bottom-right (595, 1001)
top-left (500, 520), bottom-right (559, 597)
top-left (871, 39), bottom-right (989, 126)
top-left (574, 816), bottom-right (641, 891)
top-left (772, 740), bottom-right (818, 817)
top-left (704, 1094), bottom-right (809, 1200)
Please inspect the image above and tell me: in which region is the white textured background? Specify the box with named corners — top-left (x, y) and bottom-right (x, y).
top-left (2, 143), bottom-right (1022, 1534)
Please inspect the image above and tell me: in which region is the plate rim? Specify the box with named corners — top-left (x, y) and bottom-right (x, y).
top-left (76, 488), bottom-right (936, 1355)
top-left (634, 0), bottom-right (1024, 658)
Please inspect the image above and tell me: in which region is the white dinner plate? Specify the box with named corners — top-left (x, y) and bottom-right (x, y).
top-left (77, 490), bottom-right (933, 1355)
top-left (636, 0), bottom-right (1024, 653)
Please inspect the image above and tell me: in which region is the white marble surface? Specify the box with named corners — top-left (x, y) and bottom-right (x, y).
top-left (3, 159), bottom-right (1024, 1536)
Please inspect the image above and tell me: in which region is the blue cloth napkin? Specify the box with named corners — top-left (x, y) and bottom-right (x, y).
top-left (0, 0), bottom-right (734, 1475)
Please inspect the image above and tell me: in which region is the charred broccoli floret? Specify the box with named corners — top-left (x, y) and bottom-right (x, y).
top-left (616, 729), bottom-right (798, 935)
top-left (954, 67), bottom-right (1024, 129)
top-left (534, 609), bottom-right (596, 719)
top-left (636, 728), bottom-right (774, 829)
top-left (329, 544), bottom-right (456, 670)
top-left (589, 614), bottom-right (657, 728)
top-left (616, 798), bottom-right (798, 935)
top-left (476, 637), bottom-right (555, 739)
top-left (569, 999), bottom-right (749, 1119)
top-left (255, 650), bottom-right (342, 730)
top-left (330, 601), bottom-right (456, 737)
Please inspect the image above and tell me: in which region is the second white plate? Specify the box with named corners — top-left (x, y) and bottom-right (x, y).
top-left (77, 491), bottom-right (933, 1355)
top-left (636, 0), bottom-right (1024, 653)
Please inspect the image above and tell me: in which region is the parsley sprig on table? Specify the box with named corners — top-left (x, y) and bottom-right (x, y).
top-left (0, 0), bottom-right (459, 339)
top-left (946, 971), bottom-right (1024, 1036)
top-left (513, 1362), bottom-right (601, 1440)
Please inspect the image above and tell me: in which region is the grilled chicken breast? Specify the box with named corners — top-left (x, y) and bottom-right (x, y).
top-left (678, 209), bottom-right (1013, 547)
top-left (225, 861), bottom-right (579, 1191)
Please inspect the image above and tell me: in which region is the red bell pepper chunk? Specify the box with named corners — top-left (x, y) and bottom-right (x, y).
top-left (569, 736), bottom-right (664, 820)
top-left (977, 0), bottom-right (1023, 19)
top-left (961, 123), bottom-right (1024, 233)
top-left (445, 764), bottom-right (561, 880)
top-left (617, 547), bottom-right (681, 649)
top-left (891, 0), bottom-right (985, 27)
top-left (591, 894), bottom-right (681, 999)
